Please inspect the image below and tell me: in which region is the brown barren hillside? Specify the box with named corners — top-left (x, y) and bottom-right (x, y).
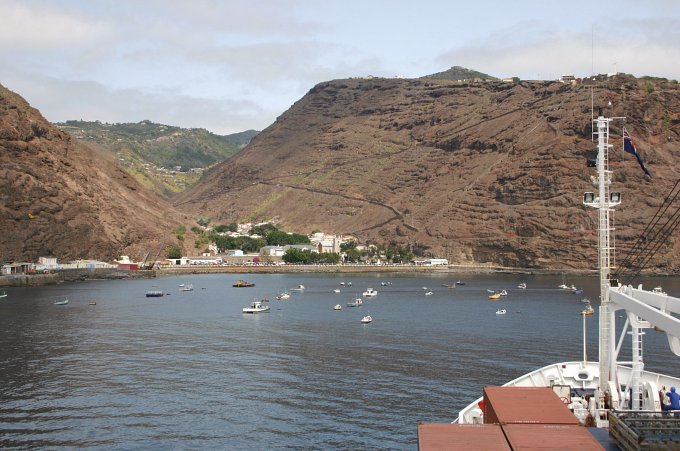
top-left (0, 84), bottom-right (187, 262)
top-left (176, 75), bottom-right (680, 272)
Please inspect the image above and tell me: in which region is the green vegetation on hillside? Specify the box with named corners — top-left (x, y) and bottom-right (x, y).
top-left (55, 120), bottom-right (258, 197)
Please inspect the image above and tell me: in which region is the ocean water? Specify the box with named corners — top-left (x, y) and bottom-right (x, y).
top-left (1, 273), bottom-right (679, 449)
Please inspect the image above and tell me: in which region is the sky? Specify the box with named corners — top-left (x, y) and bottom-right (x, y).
top-left (1, 0), bottom-right (679, 135)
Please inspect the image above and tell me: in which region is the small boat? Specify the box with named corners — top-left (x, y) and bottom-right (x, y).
top-left (653, 286), bottom-right (667, 295)
top-left (517, 282), bottom-right (526, 289)
top-left (488, 293), bottom-right (501, 300)
top-left (422, 286), bottom-right (428, 290)
top-left (290, 285), bottom-right (305, 291)
top-left (145, 290), bottom-right (164, 297)
top-left (486, 289), bottom-right (496, 293)
top-left (89, 301), bottom-right (97, 305)
top-left (442, 283), bottom-right (456, 288)
top-left (242, 300), bottom-right (270, 314)
top-left (178, 284), bottom-right (185, 287)
top-left (499, 289), bottom-right (508, 296)
top-left (424, 291), bottom-right (433, 296)
top-left (347, 282), bottom-right (352, 286)
top-left (361, 315), bottom-right (372, 323)
top-left (572, 288), bottom-right (583, 295)
top-left (333, 289), bottom-right (341, 293)
top-left (276, 292), bottom-right (291, 300)
top-left (334, 304), bottom-right (342, 310)
top-left (0, 290), bottom-right (7, 299)
top-left (581, 298), bottom-right (591, 303)
top-left (54, 296), bottom-right (69, 306)
top-left (363, 288), bottom-right (377, 297)
top-left (233, 280), bottom-right (255, 288)
top-left (347, 298), bottom-right (363, 307)
top-left (580, 305), bottom-right (594, 315)
top-left (455, 281), bottom-right (465, 285)
top-left (496, 309), bottom-right (506, 315)
top-left (180, 284), bottom-right (193, 292)
top-left (340, 282), bottom-right (345, 286)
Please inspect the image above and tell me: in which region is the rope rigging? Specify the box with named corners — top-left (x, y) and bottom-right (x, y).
top-left (614, 179), bottom-right (680, 284)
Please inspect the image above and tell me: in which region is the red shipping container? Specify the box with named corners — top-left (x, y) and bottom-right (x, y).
top-left (417, 423), bottom-right (511, 451)
top-left (502, 424), bottom-right (604, 450)
top-left (483, 386), bottom-right (580, 425)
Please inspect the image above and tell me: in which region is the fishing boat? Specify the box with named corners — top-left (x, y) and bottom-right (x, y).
top-left (233, 280), bottom-right (255, 288)
top-left (362, 288), bottom-right (377, 297)
top-left (455, 111), bottom-right (680, 441)
top-left (580, 304), bottom-right (594, 316)
top-left (242, 300), bottom-right (270, 314)
top-left (360, 315), bottom-right (372, 324)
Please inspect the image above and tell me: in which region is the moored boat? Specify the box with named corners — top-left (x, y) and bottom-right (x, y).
top-left (290, 285), bottom-right (305, 291)
top-left (360, 315), bottom-right (372, 323)
top-left (517, 282), bottom-right (527, 289)
top-left (233, 280), bottom-right (255, 288)
top-left (362, 288), bottom-right (377, 297)
top-left (488, 292), bottom-right (501, 300)
top-left (53, 296), bottom-right (69, 305)
top-left (333, 304), bottom-right (342, 310)
top-left (242, 300), bottom-right (270, 314)
top-left (145, 290), bottom-right (164, 297)
top-left (495, 309), bottom-right (506, 315)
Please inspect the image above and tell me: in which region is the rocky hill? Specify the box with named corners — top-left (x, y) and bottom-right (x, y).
top-left (55, 120), bottom-right (257, 197)
top-left (0, 84), bottom-right (189, 263)
top-left (176, 74), bottom-right (680, 272)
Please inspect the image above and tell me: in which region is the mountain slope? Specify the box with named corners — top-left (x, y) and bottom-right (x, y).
top-left (0, 84), bottom-right (187, 262)
top-left (176, 75), bottom-right (680, 271)
top-left (55, 120), bottom-right (257, 197)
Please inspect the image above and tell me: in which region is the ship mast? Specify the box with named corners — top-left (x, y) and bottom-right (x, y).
top-left (583, 109), bottom-right (621, 391)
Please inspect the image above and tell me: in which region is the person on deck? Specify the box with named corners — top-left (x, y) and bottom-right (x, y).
top-left (665, 386), bottom-right (680, 411)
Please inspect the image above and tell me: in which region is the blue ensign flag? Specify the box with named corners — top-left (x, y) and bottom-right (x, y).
top-left (623, 128), bottom-right (651, 177)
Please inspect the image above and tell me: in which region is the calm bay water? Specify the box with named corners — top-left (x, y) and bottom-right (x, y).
top-left (1, 273), bottom-right (679, 449)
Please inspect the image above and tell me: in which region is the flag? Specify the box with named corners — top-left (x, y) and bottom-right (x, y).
top-left (623, 128), bottom-right (651, 177)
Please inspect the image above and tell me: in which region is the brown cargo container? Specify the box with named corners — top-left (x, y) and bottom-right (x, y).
top-left (483, 386), bottom-right (580, 425)
top-left (417, 423), bottom-right (511, 451)
top-left (502, 424), bottom-right (604, 450)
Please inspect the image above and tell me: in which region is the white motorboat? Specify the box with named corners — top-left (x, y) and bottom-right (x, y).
top-left (424, 291), bottom-right (433, 296)
top-left (333, 289), bottom-right (341, 293)
top-left (53, 296), bottom-right (69, 306)
top-left (290, 285), bottom-right (305, 291)
top-left (360, 315), bottom-right (372, 324)
top-left (517, 282), bottom-right (527, 289)
top-left (0, 290), bottom-right (7, 299)
top-left (495, 309), bottom-right (506, 315)
top-left (242, 300), bottom-right (270, 314)
top-left (456, 111), bottom-right (680, 436)
top-left (363, 288), bottom-right (377, 297)
top-left (499, 289), bottom-right (508, 296)
top-left (333, 304), bottom-right (342, 310)
top-left (180, 284), bottom-right (193, 292)
top-left (277, 292), bottom-right (291, 300)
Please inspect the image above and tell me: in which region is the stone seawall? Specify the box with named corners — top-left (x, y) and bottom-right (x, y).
top-left (0, 268), bottom-right (156, 287)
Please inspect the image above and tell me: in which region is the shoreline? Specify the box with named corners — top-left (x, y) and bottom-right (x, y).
top-left (2, 264), bottom-right (677, 288)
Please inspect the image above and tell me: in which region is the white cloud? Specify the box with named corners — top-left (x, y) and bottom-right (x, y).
top-left (0, 0), bottom-right (111, 48)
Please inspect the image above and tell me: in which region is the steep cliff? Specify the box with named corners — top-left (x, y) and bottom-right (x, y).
top-left (0, 84), bottom-right (185, 262)
top-left (176, 75), bottom-right (680, 271)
